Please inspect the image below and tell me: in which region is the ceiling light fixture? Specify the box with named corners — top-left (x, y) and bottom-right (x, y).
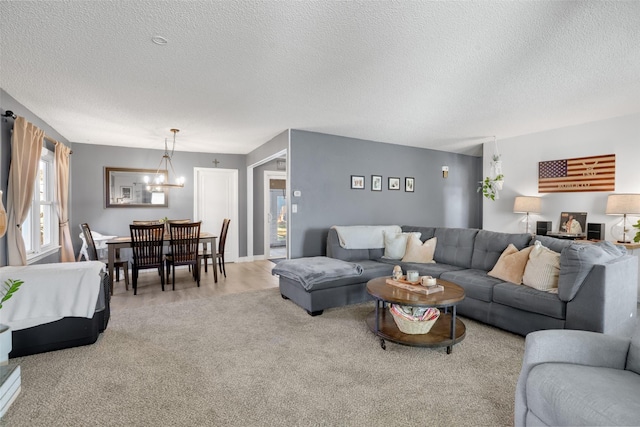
top-left (145, 128), bottom-right (185, 191)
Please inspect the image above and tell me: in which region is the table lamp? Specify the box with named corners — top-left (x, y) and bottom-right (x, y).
top-left (605, 194), bottom-right (640, 243)
top-left (514, 196), bottom-right (541, 234)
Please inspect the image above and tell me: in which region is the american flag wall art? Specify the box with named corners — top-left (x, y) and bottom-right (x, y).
top-left (538, 154), bottom-right (615, 193)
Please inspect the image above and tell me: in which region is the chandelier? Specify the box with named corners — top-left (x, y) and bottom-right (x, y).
top-left (145, 128), bottom-right (185, 190)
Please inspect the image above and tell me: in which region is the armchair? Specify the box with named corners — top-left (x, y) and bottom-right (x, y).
top-left (515, 325), bottom-right (640, 426)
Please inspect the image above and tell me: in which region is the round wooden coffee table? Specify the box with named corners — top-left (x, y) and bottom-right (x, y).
top-left (366, 276), bottom-right (466, 353)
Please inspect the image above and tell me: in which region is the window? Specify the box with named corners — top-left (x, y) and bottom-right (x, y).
top-left (23, 148), bottom-right (59, 262)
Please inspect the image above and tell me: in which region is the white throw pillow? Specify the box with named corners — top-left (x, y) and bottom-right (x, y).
top-left (402, 235), bottom-right (436, 263)
top-left (383, 231), bottom-right (421, 260)
top-left (522, 241), bottom-right (560, 292)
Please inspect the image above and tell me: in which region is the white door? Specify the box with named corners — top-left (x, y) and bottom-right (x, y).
top-left (194, 168), bottom-right (239, 264)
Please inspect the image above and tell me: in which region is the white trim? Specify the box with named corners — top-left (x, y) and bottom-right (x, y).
top-left (246, 143), bottom-right (288, 260)
top-left (264, 170), bottom-right (287, 258)
top-left (26, 245), bottom-right (61, 264)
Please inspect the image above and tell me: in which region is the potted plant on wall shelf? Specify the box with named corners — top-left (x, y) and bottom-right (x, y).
top-left (0, 279), bottom-right (23, 365)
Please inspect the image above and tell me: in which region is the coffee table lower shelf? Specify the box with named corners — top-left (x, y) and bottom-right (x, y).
top-left (366, 310), bottom-right (466, 351)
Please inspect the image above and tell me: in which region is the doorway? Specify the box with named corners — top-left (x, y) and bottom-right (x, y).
top-left (193, 168), bottom-right (239, 264)
top-left (264, 171), bottom-right (287, 258)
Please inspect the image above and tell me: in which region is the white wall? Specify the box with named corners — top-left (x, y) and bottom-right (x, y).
top-left (482, 113), bottom-right (640, 237)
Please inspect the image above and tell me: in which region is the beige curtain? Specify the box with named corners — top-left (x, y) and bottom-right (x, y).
top-left (7, 117), bottom-right (44, 265)
top-left (55, 141), bottom-right (74, 262)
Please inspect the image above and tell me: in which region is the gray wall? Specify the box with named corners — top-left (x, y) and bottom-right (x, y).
top-left (71, 143), bottom-right (248, 258)
top-left (288, 130), bottom-right (482, 258)
top-left (246, 130), bottom-right (288, 166)
top-left (1, 89), bottom-right (71, 266)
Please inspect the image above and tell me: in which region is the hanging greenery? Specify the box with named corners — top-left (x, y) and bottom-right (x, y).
top-left (478, 174), bottom-right (504, 201)
top-left (479, 137), bottom-right (505, 201)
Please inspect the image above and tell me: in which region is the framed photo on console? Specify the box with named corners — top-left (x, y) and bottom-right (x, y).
top-left (388, 177), bottom-right (400, 190)
top-left (351, 175), bottom-right (365, 189)
top-left (559, 211), bottom-right (587, 235)
top-left (371, 175), bottom-right (382, 191)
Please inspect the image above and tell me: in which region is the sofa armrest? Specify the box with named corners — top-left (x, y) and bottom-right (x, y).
top-left (565, 255), bottom-right (638, 336)
top-left (514, 329), bottom-right (630, 426)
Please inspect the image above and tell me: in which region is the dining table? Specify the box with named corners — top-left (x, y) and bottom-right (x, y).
top-left (105, 231), bottom-right (218, 294)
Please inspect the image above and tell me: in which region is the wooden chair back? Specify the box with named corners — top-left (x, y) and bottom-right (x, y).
top-left (168, 221), bottom-right (201, 264)
top-left (80, 223), bottom-right (99, 261)
top-left (129, 223), bottom-right (165, 269)
top-left (218, 218), bottom-right (231, 254)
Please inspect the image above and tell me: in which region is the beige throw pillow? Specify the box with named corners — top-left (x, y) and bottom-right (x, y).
top-left (383, 232), bottom-right (421, 260)
top-left (402, 235), bottom-right (437, 263)
top-left (522, 242), bottom-right (561, 291)
top-left (488, 244), bottom-right (533, 284)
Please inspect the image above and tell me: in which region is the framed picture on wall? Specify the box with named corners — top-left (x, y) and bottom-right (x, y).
top-left (405, 177), bottom-right (415, 192)
top-left (388, 177), bottom-right (400, 190)
top-left (371, 175), bottom-right (382, 191)
top-left (351, 175), bottom-right (365, 189)
top-left (120, 186), bottom-right (132, 200)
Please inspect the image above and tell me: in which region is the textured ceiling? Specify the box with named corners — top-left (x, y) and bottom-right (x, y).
top-left (1, 1), bottom-right (639, 156)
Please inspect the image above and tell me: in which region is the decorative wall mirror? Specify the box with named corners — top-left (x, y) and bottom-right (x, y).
top-left (104, 167), bottom-right (169, 208)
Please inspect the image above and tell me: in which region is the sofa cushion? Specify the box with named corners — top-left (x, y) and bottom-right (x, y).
top-left (627, 325), bottom-right (640, 375)
top-left (382, 231), bottom-right (420, 260)
top-left (488, 244), bottom-right (533, 284)
top-left (433, 228), bottom-right (479, 269)
top-left (402, 235), bottom-right (436, 263)
top-left (471, 230), bottom-right (532, 271)
top-left (326, 228), bottom-right (372, 261)
top-left (526, 363), bottom-right (640, 426)
top-left (530, 235), bottom-right (573, 253)
top-left (440, 269), bottom-right (503, 302)
top-left (522, 242), bottom-right (560, 292)
top-left (297, 260), bottom-right (393, 291)
top-left (377, 258), bottom-right (465, 277)
top-left (493, 282), bottom-right (565, 319)
top-left (401, 225), bottom-right (436, 242)
top-left (558, 241), bottom-right (625, 301)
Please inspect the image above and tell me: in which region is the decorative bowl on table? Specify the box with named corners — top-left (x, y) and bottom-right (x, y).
top-left (389, 305), bottom-right (440, 335)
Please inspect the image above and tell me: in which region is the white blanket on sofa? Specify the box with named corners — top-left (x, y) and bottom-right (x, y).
top-left (0, 261), bottom-right (104, 331)
top-left (332, 225), bottom-right (401, 249)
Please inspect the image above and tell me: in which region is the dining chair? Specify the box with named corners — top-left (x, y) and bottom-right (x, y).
top-left (198, 218), bottom-right (230, 280)
top-left (165, 221), bottom-right (202, 291)
top-left (129, 223), bottom-right (166, 295)
top-left (216, 218), bottom-right (231, 278)
top-left (80, 223), bottom-right (129, 294)
top-left (167, 219), bottom-right (191, 224)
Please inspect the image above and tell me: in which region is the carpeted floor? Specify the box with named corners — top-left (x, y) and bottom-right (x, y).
top-left (3, 288), bottom-right (525, 426)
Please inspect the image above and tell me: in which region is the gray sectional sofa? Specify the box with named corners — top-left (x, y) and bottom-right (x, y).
top-left (277, 226), bottom-right (638, 337)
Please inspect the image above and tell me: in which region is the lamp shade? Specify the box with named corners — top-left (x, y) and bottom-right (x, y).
top-left (513, 196), bottom-right (541, 214)
top-left (605, 194), bottom-right (640, 215)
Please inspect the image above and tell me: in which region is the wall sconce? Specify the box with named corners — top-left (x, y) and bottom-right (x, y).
top-left (605, 194), bottom-right (640, 243)
top-left (514, 196), bottom-right (541, 234)
top-left (442, 166), bottom-right (449, 179)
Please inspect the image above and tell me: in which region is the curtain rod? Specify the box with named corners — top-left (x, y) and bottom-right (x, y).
top-left (3, 110), bottom-right (73, 154)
